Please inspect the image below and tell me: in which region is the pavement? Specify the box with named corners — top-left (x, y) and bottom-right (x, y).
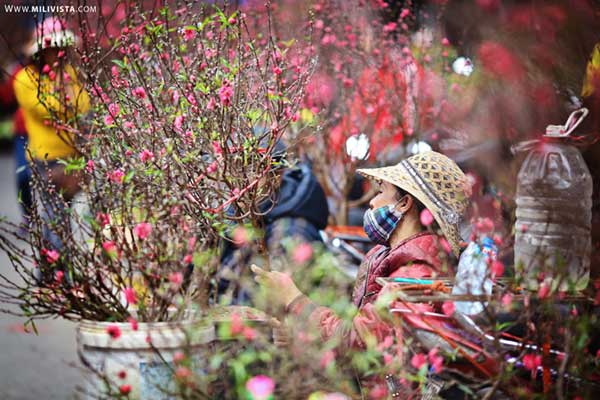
top-left (0, 151), bottom-right (85, 400)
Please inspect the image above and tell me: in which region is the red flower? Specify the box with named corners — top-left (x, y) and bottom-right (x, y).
top-left (230, 313), bottom-right (244, 335)
top-left (218, 81), bottom-right (234, 106)
top-left (410, 353), bottom-right (427, 370)
top-left (107, 169), bottom-right (125, 184)
top-left (117, 370), bottom-right (127, 380)
top-left (41, 248), bottom-right (60, 264)
top-left (523, 353), bottom-right (542, 371)
top-left (442, 301), bottom-right (455, 316)
top-left (106, 324), bottom-right (122, 340)
top-left (128, 317), bottom-right (138, 331)
top-left (538, 282), bottom-right (551, 299)
top-left (102, 241), bottom-right (118, 257)
top-left (86, 160), bottom-right (95, 173)
top-left (119, 384), bottom-right (131, 395)
top-left (183, 28), bottom-right (196, 41)
top-left (123, 287), bottom-right (137, 304)
top-left (428, 348), bottom-right (444, 373)
top-left (133, 222), bottom-right (152, 240)
top-left (490, 260), bottom-right (504, 278)
top-left (139, 149), bottom-right (154, 163)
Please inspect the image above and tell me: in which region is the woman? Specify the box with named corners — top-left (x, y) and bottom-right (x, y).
top-left (252, 151), bottom-right (469, 397)
top-left (13, 17), bottom-right (89, 279)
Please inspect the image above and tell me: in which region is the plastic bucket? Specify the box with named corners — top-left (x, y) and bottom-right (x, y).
top-left (77, 318), bottom-right (215, 399)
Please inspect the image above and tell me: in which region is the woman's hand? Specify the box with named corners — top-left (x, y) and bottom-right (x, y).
top-left (251, 264), bottom-right (303, 310)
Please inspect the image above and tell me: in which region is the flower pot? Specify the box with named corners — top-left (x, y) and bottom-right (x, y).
top-left (77, 317), bottom-right (215, 399)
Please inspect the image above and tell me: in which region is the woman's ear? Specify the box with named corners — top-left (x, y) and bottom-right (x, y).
top-left (396, 194), bottom-right (413, 213)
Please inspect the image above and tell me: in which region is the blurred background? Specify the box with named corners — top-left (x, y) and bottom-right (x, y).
top-left (1, 0), bottom-right (600, 398)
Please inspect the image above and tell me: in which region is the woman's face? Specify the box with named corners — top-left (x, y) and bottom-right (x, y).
top-left (369, 181), bottom-right (399, 210)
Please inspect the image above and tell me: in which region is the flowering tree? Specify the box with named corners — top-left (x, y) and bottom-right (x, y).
top-left (0, 2), bottom-right (312, 323)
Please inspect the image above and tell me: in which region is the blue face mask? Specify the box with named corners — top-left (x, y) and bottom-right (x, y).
top-left (363, 204), bottom-right (404, 245)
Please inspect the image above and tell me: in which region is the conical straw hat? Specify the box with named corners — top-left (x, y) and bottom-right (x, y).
top-left (357, 151), bottom-right (468, 256)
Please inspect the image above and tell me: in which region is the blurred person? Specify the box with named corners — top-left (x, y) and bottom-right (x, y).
top-left (252, 151), bottom-right (468, 397)
top-left (0, 20), bottom-right (35, 232)
top-left (219, 139), bottom-right (329, 303)
top-left (13, 16), bottom-right (90, 266)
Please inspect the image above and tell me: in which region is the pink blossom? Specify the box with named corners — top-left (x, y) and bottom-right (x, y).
top-left (169, 271), bottom-right (183, 287)
top-left (173, 351), bottom-right (186, 364)
top-left (132, 86), bottom-right (146, 99)
top-left (187, 94), bottom-right (197, 107)
top-left (139, 149), bottom-right (154, 162)
top-left (233, 226), bottom-right (249, 245)
top-left (123, 287), bottom-right (137, 304)
top-left (106, 324), bottom-right (122, 340)
top-left (119, 384), bottom-right (131, 395)
top-left (320, 350), bottom-right (335, 368)
top-left (85, 160), bottom-right (95, 173)
top-left (490, 260), bottom-right (504, 278)
top-left (410, 353), bottom-right (428, 370)
top-left (42, 64), bottom-right (51, 74)
top-left (212, 141), bottom-right (223, 155)
top-left (108, 102), bottom-right (120, 116)
top-left (107, 169), bottom-right (125, 184)
top-left (111, 65), bottom-right (119, 79)
top-left (523, 353), bottom-right (542, 371)
top-left (501, 293), bottom-right (513, 308)
top-left (134, 222), bottom-right (152, 240)
top-left (117, 370), bottom-right (127, 380)
top-left (242, 326), bottom-right (257, 341)
top-left (55, 270), bottom-right (64, 284)
top-left (183, 28), bottom-right (196, 41)
top-left (102, 241), bottom-right (118, 257)
top-left (174, 115), bottom-right (184, 132)
top-left (538, 282), bottom-right (551, 299)
top-left (442, 301), bottom-right (455, 316)
top-left (218, 82), bottom-right (234, 106)
top-left (246, 375), bottom-right (275, 400)
top-left (174, 366), bottom-right (192, 383)
top-left (207, 161), bottom-right (218, 174)
top-left (230, 312), bottom-right (244, 335)
top-left (41, 248), bottom-right (60, 264)
top-left (420, 209), bottom-right (434, 226)
top-left (128, 317), bottom-right (138, 331)
top-left (441, 37), bottom-right (450, 46)
top-left (439, 238), bottom-right (452, 254)
top-left (104, 114), bottom-right (114, 125)
top-left (428, 348), bottom-right (444, 373)
top-left (96, 212), bottom-right (110, 228)
top-left (383, 22), bottom-right (397, 33)
top-left (183, 254), bottom-right (193, 264)
top-left (293, 242), bottom-right (313, 264)
top-left (400, 8), bottom-right (410, 18)
top-left (206, 97), bottom-right (216, 110)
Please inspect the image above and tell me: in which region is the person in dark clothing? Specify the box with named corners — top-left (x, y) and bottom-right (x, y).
top-left (259, 162), bottom-right (329, 249)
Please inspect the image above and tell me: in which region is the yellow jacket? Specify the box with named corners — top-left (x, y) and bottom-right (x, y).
top-left (582, 43), bottom-right (600, 98)
top-left (13, 64), bottom-right (90, 161)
